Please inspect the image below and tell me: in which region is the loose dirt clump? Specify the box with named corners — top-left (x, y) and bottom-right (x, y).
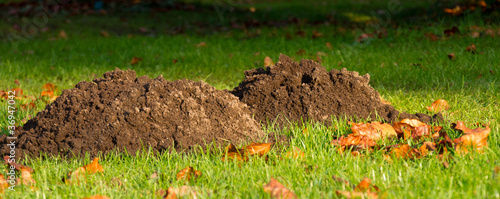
top-left (1, 69), bottom-right (265, 159)
top-left (231, 54), bottom-right (442, 126)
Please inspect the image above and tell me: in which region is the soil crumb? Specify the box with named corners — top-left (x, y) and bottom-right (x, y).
top-left (231, 54), bottom-right (442, 126)
top-left (1, 69), bottom-right (265, 159)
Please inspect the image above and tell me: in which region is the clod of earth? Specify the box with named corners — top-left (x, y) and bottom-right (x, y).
top-left (0, 69), bottom-right (265, 159)
top-left (231, 54), bottom-right (442, 127)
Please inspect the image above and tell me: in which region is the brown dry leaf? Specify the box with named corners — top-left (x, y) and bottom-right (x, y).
top-left (424, 33), bottom-right (439, 41)
top-left (3, 156), bottom-right (33, 173)
top-left (176, 166), bottom-right (201, 181)
top-left (21, 102), bottom-right (35, 110)
top-left (453, 121), bottom-right (490, 154)
top-left (326, 42), bottom-right (333, 50)
top-left (336, 177), bottom-right (379, 199)
top-left (172, 59), bottom-right (178, 64)
top-left (426, 99), bottom-right (450, 112)
top-left (100, 30), bottom-right (110, 37)
top-left (14, 79), bottom-right (19, 86)
top-left (195, 42), bottom-right (206, 48)
top-left (444, 26), bottom-right (460, 37)
top-left (351, 122), bottom-right (397, 141)
top-left (419, 141), bottom-right (437, 156)
top-left (59, 30), bottom-right (68, 39)
top-left (164, 186), bottom-right (200, 199)
top-left (393, 119), bottom-right (440, 140)
top-left (357, 33), bottom-right (374, 43)
top-left (249, 7), bottom-right (256, 12)
top-left (222, 143), bottom-right (246, 161)
top-left (244, 142), bottom-right (272, 157)
top-left (296, 49), bottom-right (306, 56)
top-left (64, 158), bottom-right (103, 184)
top-left (447, 53), bottom-right (456, 60)
top-left (264, 56), bottom-right (274, 66)
top-left (471, 32), bottom-right (480, 38)
top-left (263, 178), bottom-right (297, 199)
top-left (285, 147), bottom-right (305, 159)
top-left (312, 30), bottom-right (323, 39)
top-left (466, 44), bottom-right (477, 53)
top-left (130, 57), bottom-right (143, 65)
top-left (83, 195), bottom-right (111, 199)
top-left (444, 5), bottom-right (462, 15)
top-left (11, 87), bottom-right (23, 97)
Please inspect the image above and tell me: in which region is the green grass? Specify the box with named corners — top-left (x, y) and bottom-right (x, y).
top-left (1, 0), bottom-right (499, 198)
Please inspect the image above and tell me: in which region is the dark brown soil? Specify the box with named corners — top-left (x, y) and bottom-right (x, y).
top-left (0, 69), bottom-right (265, 159)
top-left (231, 54), bottom-right (442, 126)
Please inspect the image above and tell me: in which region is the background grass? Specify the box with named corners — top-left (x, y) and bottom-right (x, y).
top-left (0, 0), bottom-right (499, 198)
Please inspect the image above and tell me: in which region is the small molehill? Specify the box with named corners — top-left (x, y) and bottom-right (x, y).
top-left (1, 69), bottom-right (265, 159)
top-left (231, 54), bottom-right (442, 126)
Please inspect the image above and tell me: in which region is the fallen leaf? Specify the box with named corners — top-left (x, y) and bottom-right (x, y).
top-left (452, 121), bottom-right (490, 154)
top-left (164, 186), bottom-right (200, 199)
top-left (471, 32), bottom-right (480, 38)
top-left (176, 166), bottom-right (201, 181)
top-left (130, 57), bottom-right (143, 65)
top-left (393, 119), bottom-right (440, 140)
top-left (325, 42), bottom-right (333, 50)
top-left (11, 87), bottom-right (23, 97)
top-left (100, 30), bottom-right (109, 37)
top-left (444, 26), bottom-right (460, 37)
top-left (478, 0), bottom-right (487, 7)
top-left (296, 49), bottom-right (306, 56)
top-left (263, 178), bottom-right (297, 199)
top-left (424, 33), bottom-right (439, 41)
top-left (312, 30), bottom-right (323, 39)
top-left (264, 56), bottom-right (274, 66)
top-left (379, 96), bottom-right (391, 105)
top-left (351, 122), bottom-right (397, 141)
top-left (419, 141), bottom-right (437, 156)
top-left (249, 7), bottom-right (256, 12)
top-left (285, 147), bottom-right (305, 159)
top-left (357, 33), bottom-right (374, 43)
top-left (444, 5), bottom-right (462, 15)
top-left (195, 42), bottom-right (206, 47)
top-left (0, 174), bottom-right (8, 193)
top-left (14, 79), bottom-right (19, 86)
top-left (336, 177), bottom-right (379, 199)
top-left (21, 102), bottom-right (35, 110)
top-left (172, 59), bottom-right (178, 64)
top-left (59, 30), bottom-right (67, 39)
top-left (83, 195), bottom-right (110, 199)
top-left (64, 158), bottom-right (103, 184)
top-left (244, 142), bottom-right (272, 157)
top-left (426, 99), bottom-right (450, 112)
top-left (386, 144), bottom-right (422, 159)
top-left (18, 167), bottom-right (36, 186)
top-left (466, 44), bottom-right (477, 53)
top-left (447, 53), bottom-right (456, 60)
top-left (3, 156), bottom-right (33, 173)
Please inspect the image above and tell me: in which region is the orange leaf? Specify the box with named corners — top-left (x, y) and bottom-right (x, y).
top-left (336, 177), bottom-right (379, 199)
top-left (249, 7), bottom-right (256, 12)
top-left (351, 122), bottom-right (397, 141)
top-left (176, 166), bottom-right (201, 181)
top-left (379, 96), bottom-right (391, 105)
top-left (64, 158), bottom-right (103, 184)
top-left (3, 156), bottom-right (33, 173)
top-left (130, 57), bottom-right (143, 65)
top-left (59, 30), bottom-right (67, 39)
top-left (11, 87), bottom-right (23, 97)
top-left (18, 167), bottom-right (36, 186)
top-left (83, 195), bottom-right (110, 199)
top-left (164, 186), bottom-right (200, 199)
top-left (285, 147), bottom-right (305, 159)
top-left (386, 144), bottom-right (422, 159)
top-left (41, 90), bottom-right (54, 98)
top-left (0, 173), bottom-right (9, 193)
top-left (244, 142), bottom-right (272, 157)
top-left (21, 102), bottom-right (36, 110)
top-left (325, 42), bottom-right (333, 50)
top-left (264, 56), bottom-right (274, 66)
top-left (195, 42), bottom-right (206, 47)
top-left (426, 99), bottom-right (449, 112)
top-left (466, 44), bottom-right (477, 53)
top-left (263, 178), bottom-right (297, 199)
top-left (447, 53), bottom-right (456, 60)
top-left (393, 119), bottom-right (440, 140)
top-left (100, 30), bottom-right (109, 37)
top-left (453, 121), bottom-right (490, 154)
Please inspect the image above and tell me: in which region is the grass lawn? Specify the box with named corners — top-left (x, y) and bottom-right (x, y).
top-left (0, 0), bottom-right (499, 198)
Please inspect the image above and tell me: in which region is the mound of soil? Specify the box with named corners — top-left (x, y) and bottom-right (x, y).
top-left (1, 69), bottom-right (265, 159)
top-left (231, 54), bottom-right (442, 126)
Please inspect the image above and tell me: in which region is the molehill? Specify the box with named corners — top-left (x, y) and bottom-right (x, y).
top-left (0, 69), bottom-right (265, 158)
top-left (231, 54), bottom-right (442, 126)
